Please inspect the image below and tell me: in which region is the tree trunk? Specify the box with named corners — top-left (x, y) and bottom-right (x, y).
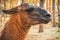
top-left (0, 0), bottom-right (1, 14)
top-left (22, 0), bottom-right (25, 4)
top-left (0, 0), bottom-right (1, 10)
top-left (52, 0), bottom-right (56, 27)
top-left (58, 0), bottom-right (60, 32)
top-left (39, 0), bottom-right (45, 32)
top-left (3, 0), bottom-right (6, 22)
top-left (40, 0), bottom-right (44, 8)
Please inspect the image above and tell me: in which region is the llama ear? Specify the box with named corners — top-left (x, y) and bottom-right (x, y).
top-left (2, 7), bottom-right (18, 14)
top-left (25, 8), bottom-right (34, 12)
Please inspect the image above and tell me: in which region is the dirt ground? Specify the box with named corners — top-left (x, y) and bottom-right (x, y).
top-left (25, 25), bottom-right (60, 40)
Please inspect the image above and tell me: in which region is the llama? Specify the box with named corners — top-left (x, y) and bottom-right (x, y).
top-left (0, 3), bottom-right (51, 40)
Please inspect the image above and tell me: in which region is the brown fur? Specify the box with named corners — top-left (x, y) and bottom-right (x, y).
top-left (0, 11), bottom-right (31, 40)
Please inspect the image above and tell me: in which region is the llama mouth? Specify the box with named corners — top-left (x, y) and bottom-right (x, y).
top-left (40, 20), bottom-right (50, 24)
top-left (40, 18), bottom-right (51, 24)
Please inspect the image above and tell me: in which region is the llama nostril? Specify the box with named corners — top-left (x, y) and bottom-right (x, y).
top-left (46, 14), bottom-right (51, 17)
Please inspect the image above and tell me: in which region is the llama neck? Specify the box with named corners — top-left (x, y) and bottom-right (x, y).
top-left (10, 13), bottom-right (31, 40)
top-left (14, 13), bottom-right (31, 40)
top-left (0, 13), bottom-right (31, 40)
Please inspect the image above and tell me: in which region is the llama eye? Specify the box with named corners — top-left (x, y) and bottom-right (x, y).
top-left (26, 8), bottom-right (34, 12)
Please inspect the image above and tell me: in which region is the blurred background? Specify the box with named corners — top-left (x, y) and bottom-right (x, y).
top-left (0, 0), bottom-right (60, 40)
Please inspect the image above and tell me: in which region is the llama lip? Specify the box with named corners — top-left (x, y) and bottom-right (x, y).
top-left (39, 17), bottom-right (51, 24)
top-left (40, 20), bottom-right (50, 24)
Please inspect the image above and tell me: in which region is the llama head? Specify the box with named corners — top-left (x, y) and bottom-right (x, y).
top-left (2, 3), bottom-right (51, 25)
